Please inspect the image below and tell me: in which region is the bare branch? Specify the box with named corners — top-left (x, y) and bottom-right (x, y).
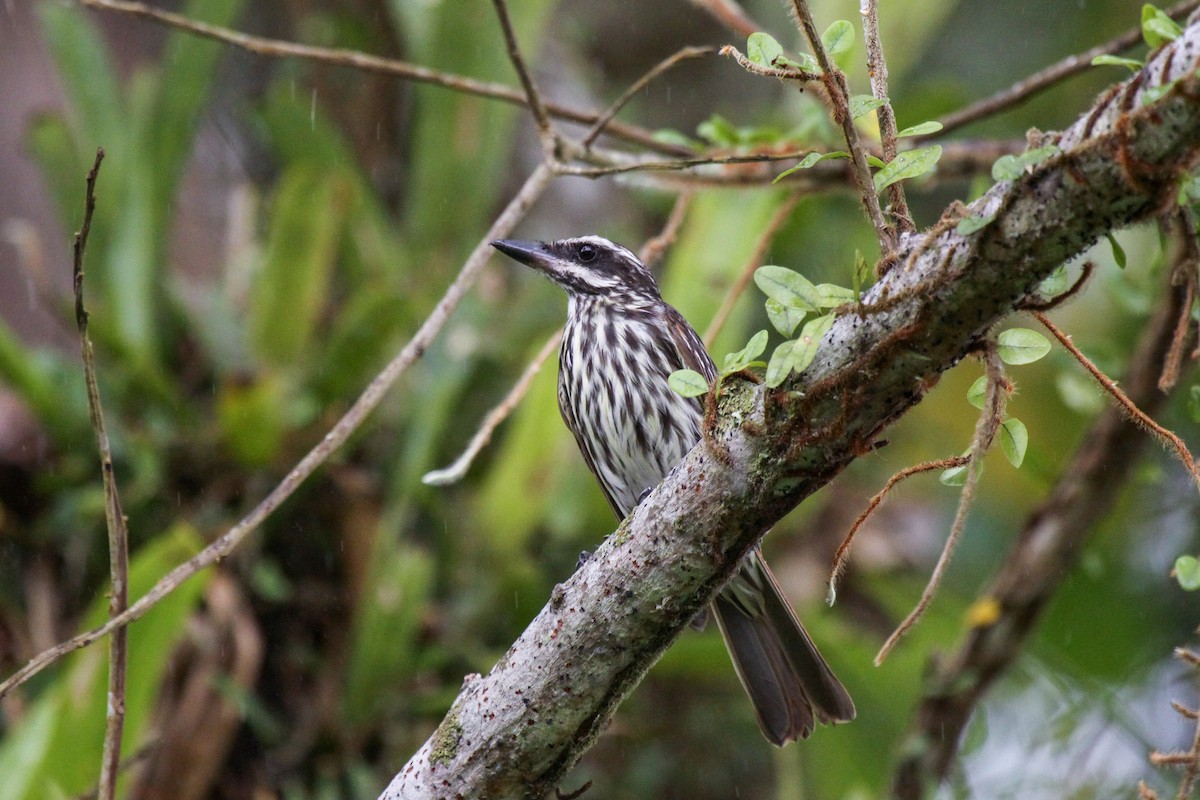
top-left (1035, 310), bottom-right (1200, 488)
top-left (77, 0), bottom-right (692, 157)
top-left (788, 0), bottom-right (894, 253)
top-left (860, 0), bottom-right (914, 231)
top-left (582, 46), bottom-right (716, 148)
top-left (0, 164), bottom-right (555, 701)
top-left (875, 346), bottom-right (1007, 665)
top-left (71, 148), bottom-right (128, 800)
top-left (422, 329), bottom-right (562, 487)
top-left (689, 0), bottom-right (762, 38)
top-left (491, 0), bottom-right (556, 155)
top-left (890, 274), bottom-right (1190, 799)
top-left (926, 0), bottom-right (1200, 138)
top-left (827, 454), bottom-right (970, 603)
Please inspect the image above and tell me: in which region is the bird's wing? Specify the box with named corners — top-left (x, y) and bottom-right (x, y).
top-left (663, 305), bottom-right (718, 384)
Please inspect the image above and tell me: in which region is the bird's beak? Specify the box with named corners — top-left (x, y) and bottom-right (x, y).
top-left (491, 239), bottom-right (554, 272)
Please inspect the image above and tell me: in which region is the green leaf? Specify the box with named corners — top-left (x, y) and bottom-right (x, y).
top-left (652, 128), bottom-right (703, 150)
top-left (997, 328), bottom-right (1052, 365)
top-left (1175, 555), bottom-right (1200, 590)
top-left (956, 213), bottom-right (996, 235)
top-left (1189, 385), bottom-right (1200, 422)
top-left (1106, 232), bottom-right (1128, 268)
top-left (866, 154), bottom-right (888, 168)
top-left (1000, 417), bottom-right (1029, 468)
top-left (722, 329), bottom-right (769, 375)
top-left (812, 283), bottom-right (857, 308)
top-left (991, 145), bottom-right (1061, 181)
top-left (1142, 3), bottom-right (1182, 48)
top-left (967, 375), bottom-right (988, 409)
top-left (697, 114), bottom-right (740, 147)
top-left (873, 145), bottom-right (942, 192)
top-left (669, 369), bottom-right (710, 397)
top-left (778, 52), bottom-right (821, 72)
top-left (773, 150), bottom-right (849, 183)
top-left (853, 249), bottom-right (870, 297)
top-left (791, 313), bottom-right (835, 374)
top-left (765, 340), bottom-right (798, 388)
top-left (1091, 54), bottom-right (1143, 71)
top-left (755, 265), bottom-right (818, 311)
top-left (747, 31), bottom-right (784, 67)
top-left (940, 452), bottom-right (976, 486)
top-left (821, 20), bottom-right (855, 57)
top-left (1038, 265), bottom-right (1069, 296)
top-left (766, 298), bottom-right (807, 336)
top-left (895, 121), bottom-right (943, 138)
top-left (849, 94), bottom-right (887, 120)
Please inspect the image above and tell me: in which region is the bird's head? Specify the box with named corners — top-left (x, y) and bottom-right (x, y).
top-left (491, 236), bottom-right (661, 300)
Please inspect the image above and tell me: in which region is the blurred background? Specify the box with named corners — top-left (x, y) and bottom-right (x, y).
top-left (0, 0), bottom-right (1197, 797)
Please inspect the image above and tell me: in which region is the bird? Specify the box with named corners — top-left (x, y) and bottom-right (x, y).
top-left (492, 235), bottom-right (855, 745)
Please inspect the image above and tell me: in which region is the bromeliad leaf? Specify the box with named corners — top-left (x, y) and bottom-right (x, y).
top-left (668, 369), bottom-right (709, 397)
top-left (873, 145), bottom-right (942, 192)
top-left (755, 265), bottom-right (818, 311)
top-left (722, 329), bottom-right (769, 375)
top-left (1000, 417), bottom-right (1028, 468)
top-left (997, 328), bottom-right (1051, 365)
top-left (766, 298), bottom-right (807, 337)
top-left (850, 94), bottom-right (887, 120)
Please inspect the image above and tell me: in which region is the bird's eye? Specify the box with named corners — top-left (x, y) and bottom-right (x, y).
top-left (578, 243), bottom-right (597, 262)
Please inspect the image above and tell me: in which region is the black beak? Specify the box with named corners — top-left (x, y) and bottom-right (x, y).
top-left (491, 239), bottom-right (553, 272)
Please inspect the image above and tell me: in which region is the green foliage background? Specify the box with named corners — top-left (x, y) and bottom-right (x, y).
top-left (0, 0), bottom-right (1196, 798)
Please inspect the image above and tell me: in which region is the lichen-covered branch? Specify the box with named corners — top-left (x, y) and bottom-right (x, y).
top-left (382, 21), bottom-right (1200, 800)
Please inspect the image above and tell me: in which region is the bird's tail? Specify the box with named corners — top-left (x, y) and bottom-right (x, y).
top-left (711, 548), bottom-right (856, 746)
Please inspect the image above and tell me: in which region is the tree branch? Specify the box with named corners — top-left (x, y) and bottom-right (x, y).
top-left (382, 21), bottom-right (1200, 800)
top-left (890, 263), bottom-right (1190, 800)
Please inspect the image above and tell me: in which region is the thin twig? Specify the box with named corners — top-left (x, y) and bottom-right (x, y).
top-left (788, 0), bottom-right (893, 253)
top-left (582, 46), bottom-right (716, 149)
top-left (689, 0), bottom-right (762, 38)
top-left (1161, 208), bottom-right (1200, 391)
top-left (925, 0), bottom-right (1200, 139)
top-left (77, 0), bottom-right (692, 158)
top-left (0, 163), bottom-right (556, 701)
top-left (827, 454), bottom-right (969, 604)
top-left (638, 190), bottom-right (694, 267)
top-left (719, 44), bottom-right (821, 82)
top-left (1034, 310), bottom-right (1200, 489)
top-left (73, 149), bottom-right (128, 800)
top-left (860, 0), bottom-right (913, 232)
top-left (491, 0), bottom-right (556, 156)
top-left (702, 193), bottom-right (799, 346)
top-left (422, 328), bottom-right (563, 487)
top-left (876, 346), bottom-right (1006, 664)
